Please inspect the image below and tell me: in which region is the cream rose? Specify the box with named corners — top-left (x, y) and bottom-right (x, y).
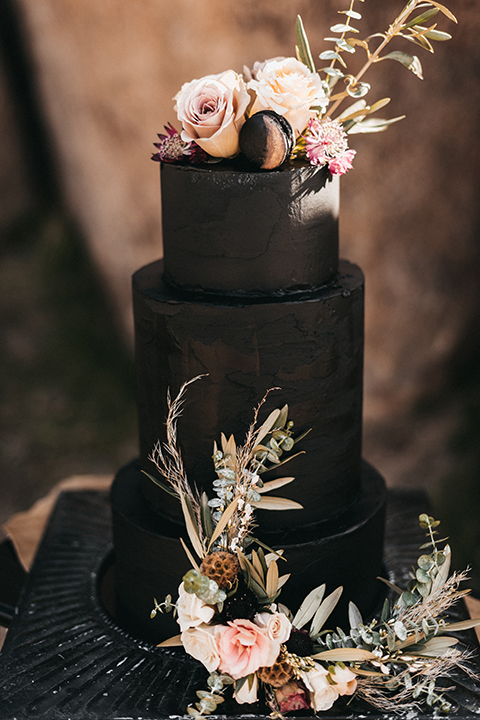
top-left (174, 70), bottom-right (250, 158)
top-left (234, 674), bottom-right (258, 705)
top-left (216, 619), bottom-right (280, 680)
top-left (176, 582), bottom-right (215, 632)
top-left (254, 611), bottom-right (291, 644)
top-left (181, 624), bottom-right (220, 673)
top-left (248, 57), bottom-right (328, 136)
top-left (329, 665), bottom-right (357, 696)
top-left (301, 664), bottom-right (339, 712)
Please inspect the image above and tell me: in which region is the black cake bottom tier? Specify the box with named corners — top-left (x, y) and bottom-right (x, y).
top-left (133, 258), bottom-right (364, 529)
top-left (111, 459), bottom-right (387, 644)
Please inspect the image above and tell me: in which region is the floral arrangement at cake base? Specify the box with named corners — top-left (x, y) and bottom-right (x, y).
top-left (145, 377), bottom-right (480, 718)
top-left (152, 0), bottom-right (456, 172)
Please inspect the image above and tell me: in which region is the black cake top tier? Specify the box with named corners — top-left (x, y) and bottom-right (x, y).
top-left (161, 160), bottom-right (339, 296)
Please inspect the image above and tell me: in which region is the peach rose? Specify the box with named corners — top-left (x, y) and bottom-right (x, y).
top-left (176, 582), bottom-right (215, 632)
top-left (181, 624), bottom-right (220, 673)
top-left (301, 664), bottom-right (339, 712)
top-left (174, 70), bottom-right (250, 158)
top-left (217, 619), bottom-right (280, 679)
top-left (329, 665), bottom-right (357, 696)
top-left (234, 674), bottom-right (258, 704)
top-left (254, 611), bottom-right (291, 644)
top-left (248, 57), bottom-right (328, 136)
top-left (275, 681), bottom-right (310, 713)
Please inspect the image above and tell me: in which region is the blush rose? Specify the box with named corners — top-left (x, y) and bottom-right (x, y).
top-left (254, 610), bottom-right (291, 644)
top-left (216, 618), bottom-right (280, 679)
top-left (301, 663), bottom-right (339, 711)
top-left (174, 70), bottom-right (250, 158)
top-left (248, 57), bottom-right (328, 136)
top-left (329, 665), bottom-right (357, 696)
top-left (181, 624), bottom-right (220, 673)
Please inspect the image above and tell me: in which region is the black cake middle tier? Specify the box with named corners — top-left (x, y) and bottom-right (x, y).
top-left (134, 257), bottom-right (364, 530)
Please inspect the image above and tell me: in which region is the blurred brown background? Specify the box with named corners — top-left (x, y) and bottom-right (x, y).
top-left (0, 0), bottom-right (479, 586)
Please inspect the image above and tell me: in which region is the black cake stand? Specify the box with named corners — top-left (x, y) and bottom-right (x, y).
top-left (0, 489), bottom-right (479, 719)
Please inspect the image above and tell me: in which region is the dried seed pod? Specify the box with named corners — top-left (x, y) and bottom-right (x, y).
top-left (257, 658), bottom-right (294, 687)
top-left (239, 111), bottom-right (295, 170)
top-left (200, 551), bottom-right (239, 590)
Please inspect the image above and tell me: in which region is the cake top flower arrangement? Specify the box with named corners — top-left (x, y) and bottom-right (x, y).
top-left (147, 378), bottom-right (480, 718)
top-left (153, 0), bottom-right (456, 173)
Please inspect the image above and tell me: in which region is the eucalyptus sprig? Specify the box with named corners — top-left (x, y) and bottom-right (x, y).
top-left (296, 0), bottom-right (457, 134)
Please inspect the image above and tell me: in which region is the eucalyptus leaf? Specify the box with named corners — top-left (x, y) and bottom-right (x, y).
top-left (342, 10), bottom-right (362, 20)
top-left (336, 39), bottom-right (356, 54)
top-left (330, 23), bottom-right (358, 34)
top-left (292, 584), bottom-right (326, 629)
top-left (319, 51), bottom-right (344, 62)
top-left (322, 67), bottom-right (345, 77)
top-left (347, 82), bottom-right (370, 98)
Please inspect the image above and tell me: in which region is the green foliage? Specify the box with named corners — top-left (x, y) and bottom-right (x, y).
top-left (296, 0), bottom-right (456, 133)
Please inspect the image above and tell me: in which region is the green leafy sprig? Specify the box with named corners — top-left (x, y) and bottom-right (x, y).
top-left (296, 0), bottom-right (457, 135)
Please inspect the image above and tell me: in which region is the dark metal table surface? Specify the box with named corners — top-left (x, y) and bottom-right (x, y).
top-left (0, 489), bottom-right (479, 719)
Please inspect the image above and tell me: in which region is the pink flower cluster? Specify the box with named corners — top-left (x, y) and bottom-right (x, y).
top-left (305, 117), bottom-right (356, 175)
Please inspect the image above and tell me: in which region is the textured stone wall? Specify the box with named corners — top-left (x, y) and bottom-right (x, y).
top-left (10, 0), bottom-right (480, 486)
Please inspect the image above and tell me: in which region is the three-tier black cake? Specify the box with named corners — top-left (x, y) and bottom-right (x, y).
top-left (111, 159), bottom-right (387, 643)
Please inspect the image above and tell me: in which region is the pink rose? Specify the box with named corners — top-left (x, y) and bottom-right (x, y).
top-left (329, 665), bottom-right (357, 696)
top-left (254, 611), bottom-right (291, 644)
top-left (174, 70), bottom-right (250, 158)
top-left (328, 149), bottom-right (356, 176)
top-left (301, 664), bottom-right (339, 712)
top-left (275, 681), bottom-right (310, 712)
top-left (216, 619), bottom-right (280, 679)
top-left (248, 58), bottom-right (328, 136)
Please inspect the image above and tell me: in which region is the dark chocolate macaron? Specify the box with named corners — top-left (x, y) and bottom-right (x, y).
top-left (239, 110), bottom-right (295, 170)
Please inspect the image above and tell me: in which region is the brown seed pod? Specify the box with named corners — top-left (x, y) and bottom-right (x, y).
top-left (257, 658), bottom-right (294, 688)
top-left (239, 111), bottom-right (295, 170)
top-left (200, 551), bottom-right (239, 590)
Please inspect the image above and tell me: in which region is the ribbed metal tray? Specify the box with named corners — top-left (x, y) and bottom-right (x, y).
top-left (0, 489), bottom-right (479, 719)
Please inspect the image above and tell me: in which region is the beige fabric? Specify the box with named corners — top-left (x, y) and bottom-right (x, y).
top-left (3, 475), bottom-right (113, 571)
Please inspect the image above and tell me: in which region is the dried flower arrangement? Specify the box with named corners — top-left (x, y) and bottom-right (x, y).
top-left (146, 377), bottom-right (480, 718)
top-left (152, 1), bottom-right (456, 173)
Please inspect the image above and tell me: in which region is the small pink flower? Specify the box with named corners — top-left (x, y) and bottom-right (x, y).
top-left (275, 681), bottom-right (310, 712)
top-left (328, 149), bottom-right (356, 176)
top-left (216, 618), bottom-right (280, 680)
top-left (152, 123), bottom-right (206, 164)
top-left (304, 117), bottom-right (355, 175)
